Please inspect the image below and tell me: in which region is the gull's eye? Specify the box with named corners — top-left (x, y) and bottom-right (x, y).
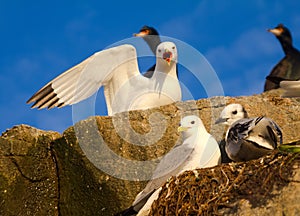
top-left (191, 120), bottom-right (195, 124)
top-left (172, 46), bottom-right (175, 49)
top-left (232, 110), bottom-right (237, 115)
top-left (158, 49), bottom-right (161, 53)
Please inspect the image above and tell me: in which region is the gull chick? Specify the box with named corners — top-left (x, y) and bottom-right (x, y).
top-left (215, 104), bottom-right (283, 162)
top-left (117, 115), bottom-right (221, 216)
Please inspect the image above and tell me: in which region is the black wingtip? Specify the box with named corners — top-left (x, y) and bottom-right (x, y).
top-left (27, 84), bottom-right (53, 103)
top-left (27, 83), bottom-right (62, 109)
top-left (57, 102), bottom-right (65, 108)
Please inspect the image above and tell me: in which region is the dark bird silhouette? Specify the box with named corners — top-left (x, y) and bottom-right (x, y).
top-left (264, 23), bottom-right (300, 91)
top-left (134, 26), bottom-right (161, 78)
top-left (134, 26), bottom-right (161, 54)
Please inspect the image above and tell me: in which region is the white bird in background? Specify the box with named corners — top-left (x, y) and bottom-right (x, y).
top-left (118, 115), bottom-right (221, 216)
top-left (27, 42), bottom-right (181, 115)
top-left (280, 80), bottom-right (300, 97)
top-left (215, 103), bottom-right (283, 162)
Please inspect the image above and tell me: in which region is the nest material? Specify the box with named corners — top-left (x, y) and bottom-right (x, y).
top-left (150, 151), bottom-right (300, 216)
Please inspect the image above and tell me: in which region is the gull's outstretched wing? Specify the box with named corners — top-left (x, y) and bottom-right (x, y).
top-left (27, 44), bottom-right (140, 109)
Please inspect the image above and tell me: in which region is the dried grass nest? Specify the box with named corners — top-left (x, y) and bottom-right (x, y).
top-left (150, 148), bottom-right (300, 216)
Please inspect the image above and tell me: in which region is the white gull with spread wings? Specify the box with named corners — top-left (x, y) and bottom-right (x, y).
top-left (27, 42), bottom-right (181, 115)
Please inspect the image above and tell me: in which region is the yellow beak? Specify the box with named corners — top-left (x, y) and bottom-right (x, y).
top-left (177, 126), bottom-right (188, 133)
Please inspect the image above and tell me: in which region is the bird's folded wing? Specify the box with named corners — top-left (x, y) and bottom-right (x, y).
top-left (266, 118), bottom-right (283, 145)
top-left (132, 142), bottom-right (193, 208)
top-left (199, 135), bottom-right (221, 167)
top-left (27, 44), bottom-right (140, 109)
top-left (246, 117), bottom-right (282, 149)
top-left (267, 57), bottom-right (290, 78)
top-left (228, 118), bottom-right (253, 140)
top-left (280, 80), bottom-right (300, 97)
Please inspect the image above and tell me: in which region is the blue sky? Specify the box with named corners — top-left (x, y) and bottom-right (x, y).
top-left (1, 0), bottom-right (300, 133)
